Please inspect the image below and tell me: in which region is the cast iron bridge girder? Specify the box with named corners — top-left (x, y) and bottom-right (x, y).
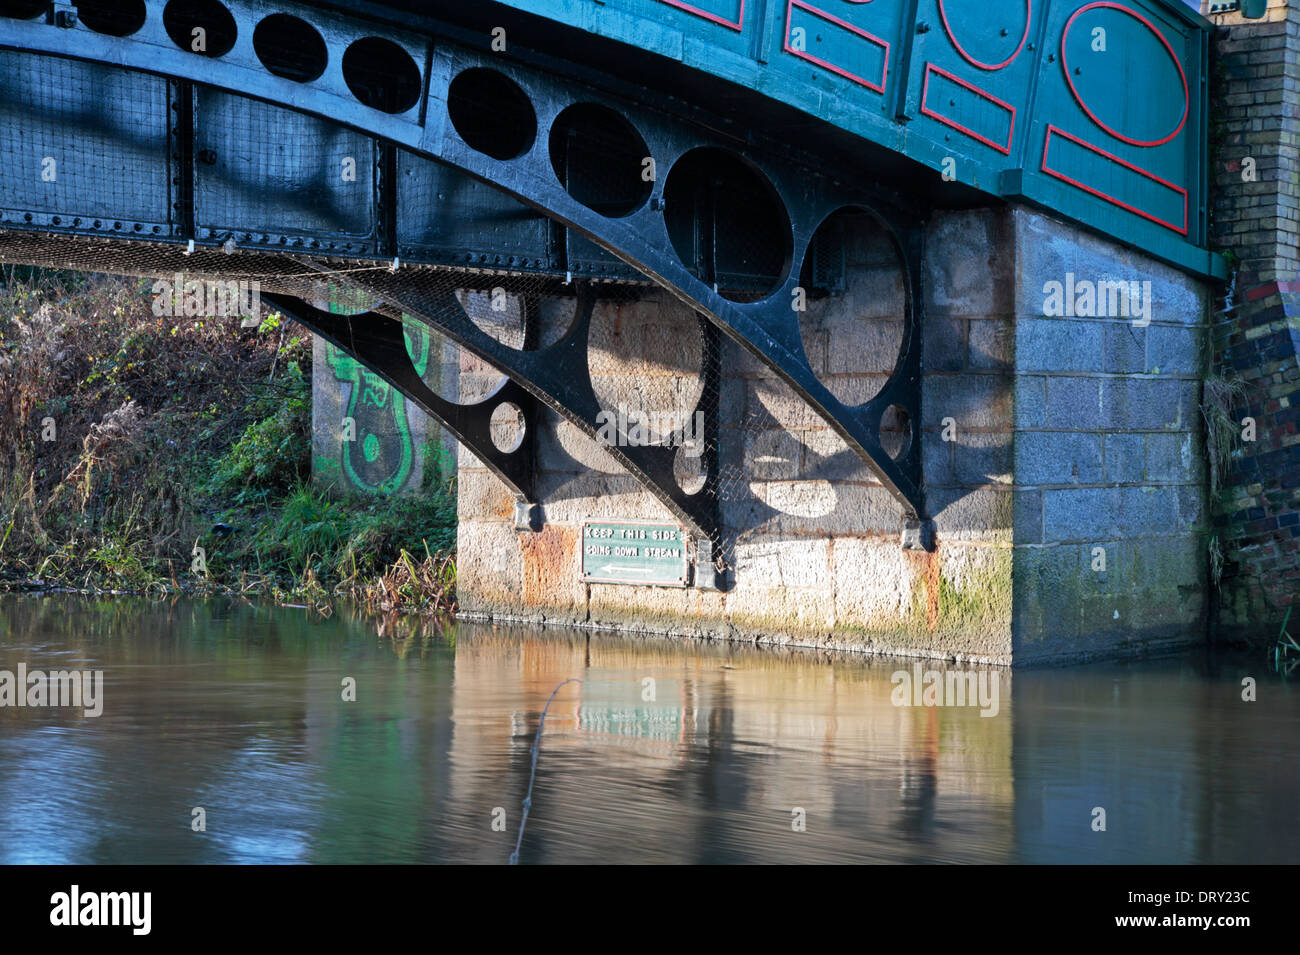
top-left (0, 1), bottom-right (928, 531)
top-left (263, 292), bottom-right (543, 508)
top-left (264, 283), bottom-right (724, 539)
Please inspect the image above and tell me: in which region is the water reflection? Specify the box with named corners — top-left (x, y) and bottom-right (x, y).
top-left (0, 595), bottom-right (1294, 863)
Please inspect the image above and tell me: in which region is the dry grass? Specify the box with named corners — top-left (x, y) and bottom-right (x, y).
top-left (1201, 372), bottom-right (1250, 500)
top-left (0, 270), bottom-right (289, 586)
top-left (0, 269), bottom-right (457, 618)
top-left (350, 548), bottom-right (458, 616)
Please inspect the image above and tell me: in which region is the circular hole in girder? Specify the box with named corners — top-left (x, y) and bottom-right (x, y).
top-left (796, 206), bottom-right (906, 407)
top-left (549, 103), bottom-right (653, 218)
top-left (0, 1), bottom-right (47, 19)
top-left (452, 282), bottom-right (572, 354)
top-left (447, 68), bottom-right (536, 160)
top-left (674, 443), bottom-right (708, 496)
top-left (76, 0), bottom-right (147, 35)
top-left (343, 36), bottom-right (421, 114)
top-left (663, 146), bottom-right (791, 303)
top-left (587, 286), bottom-right (705, 454)
top-left (490, 402), bottom-right (526, 453)
top-left (254, 13), bottom-right (327, 83)
top-left (163, 0), bottom-right (237, 58)
top-left (297, 278), bottom-right (529, 438)
top-left (880, 404), bottom-right (912, 461)
top-left (307, 280), bottom-right (381, 316)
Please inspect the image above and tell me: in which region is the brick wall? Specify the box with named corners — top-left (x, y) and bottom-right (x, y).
top-left (1205, 0), bottom-right (1300, 639)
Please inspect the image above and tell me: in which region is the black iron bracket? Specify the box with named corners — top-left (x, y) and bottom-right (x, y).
top-left (0, 5), bottom-right (925, 529)
top-left (285, 274), bottom-right (723, 542)
top-left (265, 291), bottom-right (541, 507)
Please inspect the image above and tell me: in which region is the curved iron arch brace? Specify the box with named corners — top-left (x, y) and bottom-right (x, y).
top-left (423, 47), bottom-right (929, 523)
top-left (0, 4), bottom-right (925, 525)
top-left (263, 292), bottom-right (540, 507)
top-left (280, 275), bottom-right (722, 542)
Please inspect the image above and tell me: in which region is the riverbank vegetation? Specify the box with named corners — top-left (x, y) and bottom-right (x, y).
top-left (0, 268), bottom-right (457, 614)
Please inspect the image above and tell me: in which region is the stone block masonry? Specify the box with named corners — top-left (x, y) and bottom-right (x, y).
top-left (452, 205), bottom-right (1213, 665)
top-left (1010, 212), bottom-right (1210, 664)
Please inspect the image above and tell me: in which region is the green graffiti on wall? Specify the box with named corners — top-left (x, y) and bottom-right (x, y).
top-left (325, 316), bottom-right (432, 494)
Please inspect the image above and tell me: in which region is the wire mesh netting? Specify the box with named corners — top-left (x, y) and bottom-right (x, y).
top-left (0, 40), bottom-right (910, 578)
top-left (0, 228), bottom-right (741, 554)
top-left (0, 220), bottom-right (910, 580)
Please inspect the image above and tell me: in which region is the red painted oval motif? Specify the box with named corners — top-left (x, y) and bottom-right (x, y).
top-left (1061, 2), bottom-right (1189, 148)
top-left (938, 0), bottom-right (1031, 71)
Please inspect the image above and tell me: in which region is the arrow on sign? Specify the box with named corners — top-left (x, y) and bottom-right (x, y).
top-left (598, 564), bottom-right (660, 576)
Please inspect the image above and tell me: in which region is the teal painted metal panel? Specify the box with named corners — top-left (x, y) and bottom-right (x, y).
top-left (487, 0), bottom-right (1220, 278)
top-left (1015, 0), bottom-right (1208, 261)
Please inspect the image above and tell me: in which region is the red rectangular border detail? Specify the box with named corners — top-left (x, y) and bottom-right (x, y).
top-left (1041, 126), bottom-right (1188, 236)
top-left (919, 63), bottom-right (1014, 155)
top-left (782, 0), bottom-right (889, 95)
top-left (653, 0), bottom-right (745, 31)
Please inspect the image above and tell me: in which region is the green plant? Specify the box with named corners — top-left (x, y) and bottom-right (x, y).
top-left (0, 268), bottom-right (457, 616)
top-left (204, 376), bottom-right (311, 500)
top-left (271, 485), bottom-right (352, 568)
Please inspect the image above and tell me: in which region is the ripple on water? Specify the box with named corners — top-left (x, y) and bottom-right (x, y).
top-left (0, 596), bottom-right (1295, 863)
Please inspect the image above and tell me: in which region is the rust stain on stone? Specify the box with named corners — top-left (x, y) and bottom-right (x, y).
top-left (521, 525), bottom-right (577, 606)
top-left (907, 546), bottom-right (941, 632)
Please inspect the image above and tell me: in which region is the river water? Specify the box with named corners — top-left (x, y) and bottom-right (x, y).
top-left (0, 594), bottom-right (1295, 864)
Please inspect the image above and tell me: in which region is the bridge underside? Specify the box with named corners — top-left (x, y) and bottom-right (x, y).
top-left (0, 0), bottom-right (1222, 663)
top-left (0, 0), bottom-right (946, 557)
